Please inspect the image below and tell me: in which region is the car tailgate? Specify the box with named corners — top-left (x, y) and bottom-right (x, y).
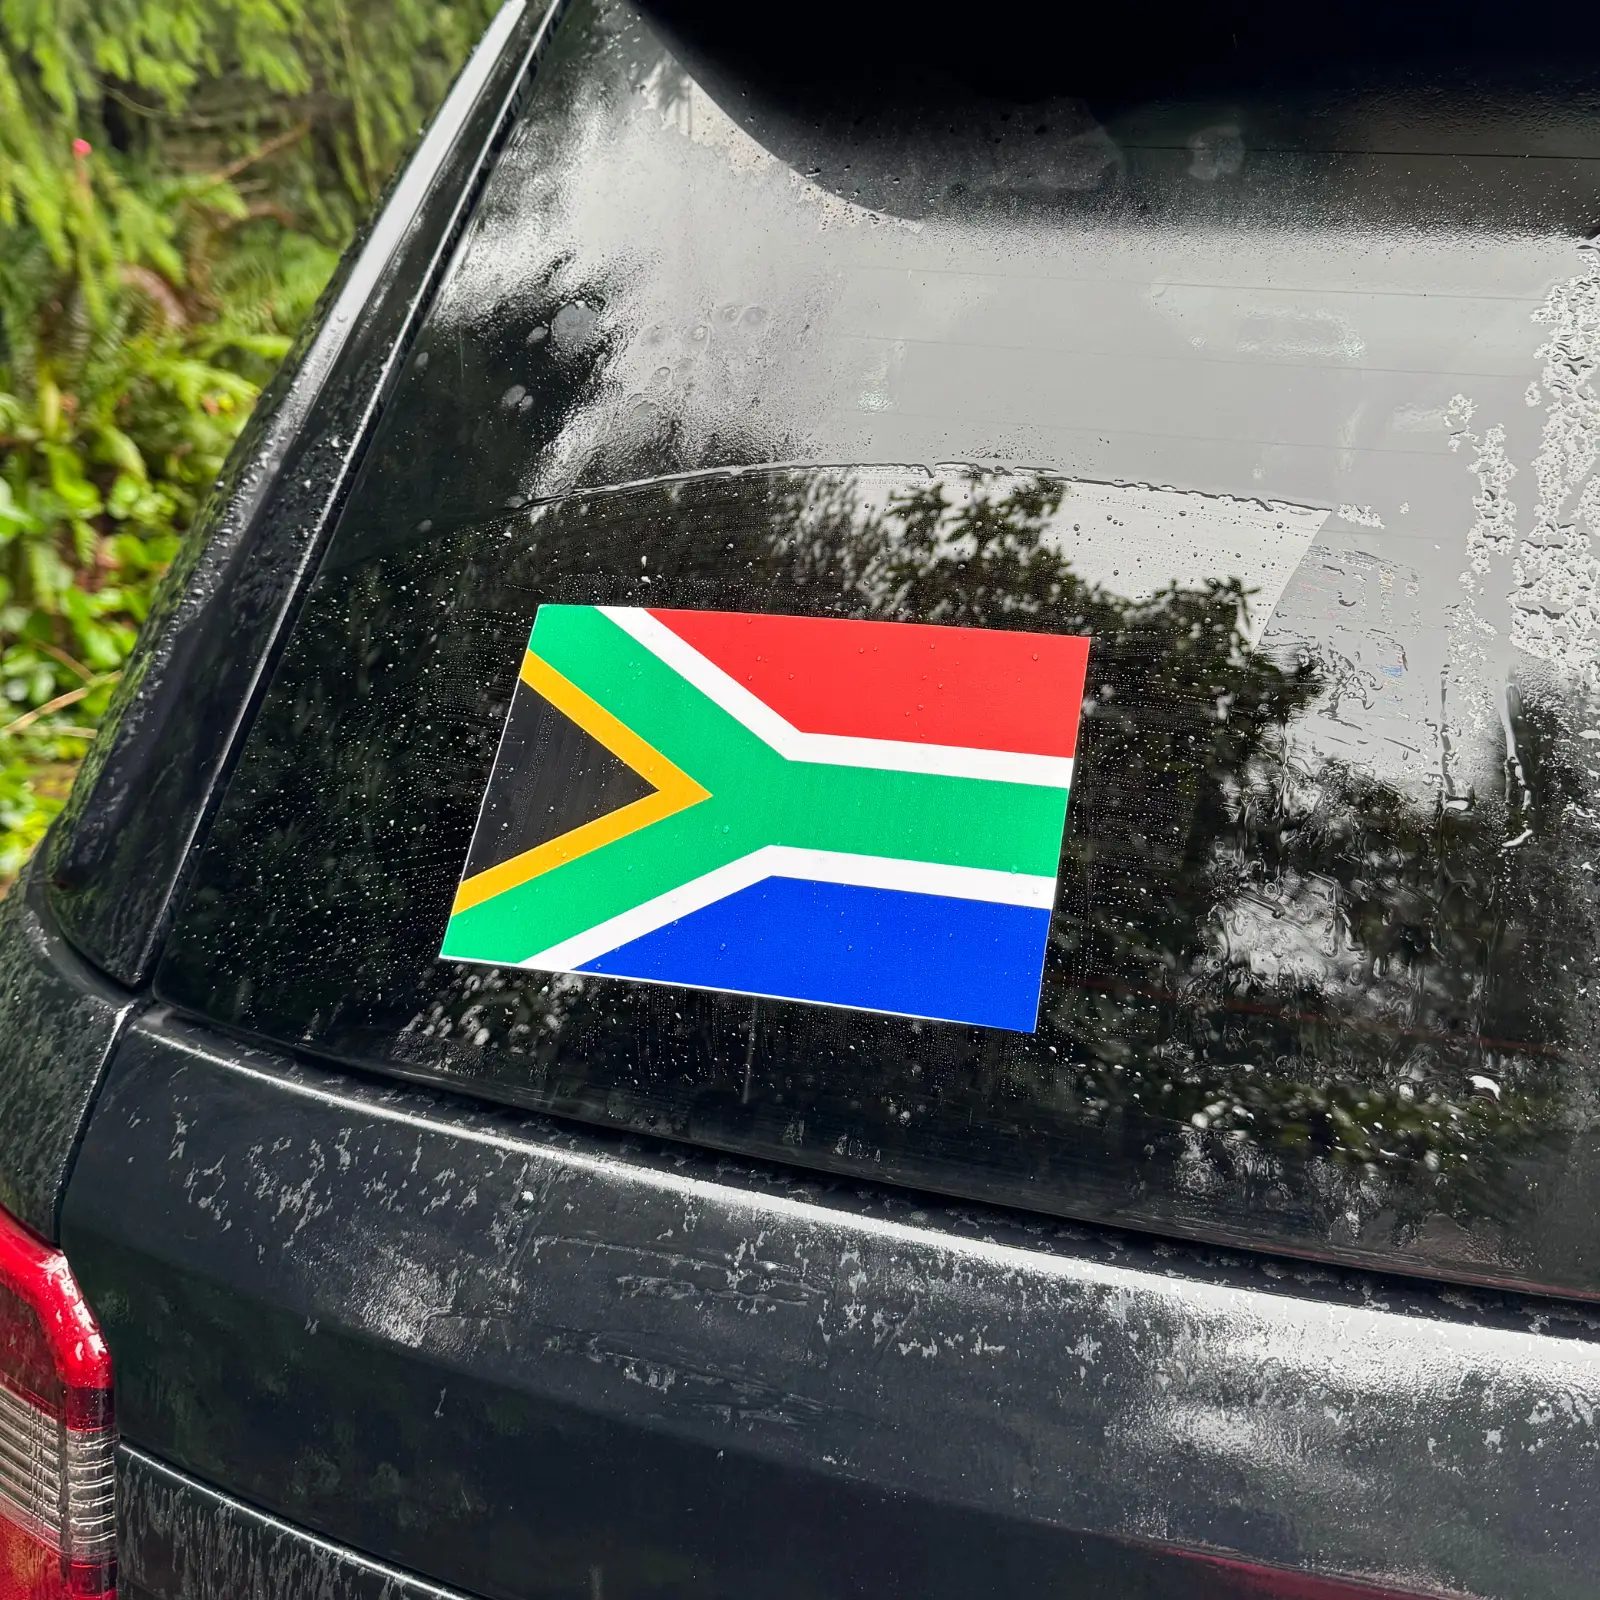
top-left (62, 1009), bottom-right (1600, 1600)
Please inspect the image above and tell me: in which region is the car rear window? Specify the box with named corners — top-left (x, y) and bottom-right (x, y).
top-left (157, 0), bottom-right (1600, 1296)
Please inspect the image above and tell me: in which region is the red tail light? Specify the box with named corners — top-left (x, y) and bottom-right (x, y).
top-left (0, 1205), bottom-right (114, 1600)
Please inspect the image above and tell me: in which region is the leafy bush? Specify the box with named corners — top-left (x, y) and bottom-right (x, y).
top-left (0, 0), bottom-right (496, 885)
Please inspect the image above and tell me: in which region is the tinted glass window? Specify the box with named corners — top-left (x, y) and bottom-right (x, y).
top-left (159, 0), bottom-right (1600, 1297)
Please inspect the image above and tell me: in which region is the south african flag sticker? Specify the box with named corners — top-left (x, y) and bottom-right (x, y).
top-left (442, 606), bottom-right (1090, 1031)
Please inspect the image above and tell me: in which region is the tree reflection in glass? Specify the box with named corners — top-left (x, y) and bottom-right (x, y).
top-left (166, 462), bottom-right (1600, 1285)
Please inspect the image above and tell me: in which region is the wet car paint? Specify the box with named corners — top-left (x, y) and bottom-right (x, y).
top-left (149, 0), bottom-right (1600, 1300)
top-left (0, 862), bottom-right (134, 1237)
top-left (67, 1010), bottom-right (1600, 1599)
top-left (117, 1448), bottom-right (475, 1600)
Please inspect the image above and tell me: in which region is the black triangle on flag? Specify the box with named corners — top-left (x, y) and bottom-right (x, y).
top-left (463, 674), bottom-right (657, 881)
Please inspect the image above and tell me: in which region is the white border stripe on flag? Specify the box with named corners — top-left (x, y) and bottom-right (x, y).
top-left (598, 606), bottom-right (1075, 790)
top-left (515, 845), bottom-right (1058, 973)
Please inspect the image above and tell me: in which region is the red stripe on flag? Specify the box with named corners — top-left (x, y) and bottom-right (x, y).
top-left (647, 609), bottom-right (1090, 758)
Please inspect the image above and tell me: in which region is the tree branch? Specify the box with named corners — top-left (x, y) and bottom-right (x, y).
top-left (201, 118), bottom-right (313, 189)
top-left (2, 674), bottom-right (120, 735)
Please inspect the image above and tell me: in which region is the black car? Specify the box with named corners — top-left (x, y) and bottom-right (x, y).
top-left (5, 2), bottom-right (1600, 1596)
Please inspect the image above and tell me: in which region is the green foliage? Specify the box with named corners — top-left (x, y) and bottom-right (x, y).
top-left (0, 0), bottom-right (496, 884)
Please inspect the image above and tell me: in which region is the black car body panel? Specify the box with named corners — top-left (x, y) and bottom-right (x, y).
top-left (66, 1010), bottom-right (1600, 1599)
top-left (0, 859), bottom-right (134, 1236)
top-left (110, 1451), bottom-right (1424, 1600)
top-left (118, 1448), bottom-right (474, 1600)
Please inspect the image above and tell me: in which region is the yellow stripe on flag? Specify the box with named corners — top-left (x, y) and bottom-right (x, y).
top-left (450, 650), bottom-right (711, 916)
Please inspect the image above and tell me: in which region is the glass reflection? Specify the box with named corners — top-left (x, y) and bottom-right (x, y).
top-left (162, 457), bottom-right (1599, 1292)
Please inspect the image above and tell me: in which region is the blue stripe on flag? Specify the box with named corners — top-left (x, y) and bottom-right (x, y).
top-left (577, 875), bottom-right (1051, 1031)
